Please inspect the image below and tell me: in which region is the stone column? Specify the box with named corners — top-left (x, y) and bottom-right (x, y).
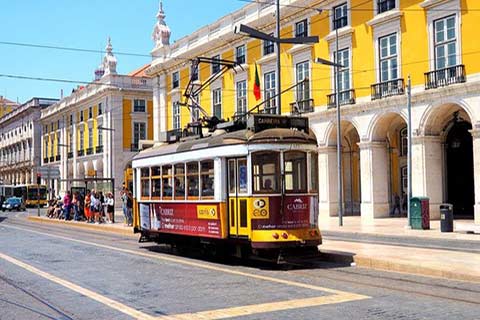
top-left (359, 141), bottom-right (389, 223)
top-left (471, 129), bottom-right (480, 224)
top-left (317, 146), bottom-right (339, 222)
top-left (411, 135), bottom-right (443, 219)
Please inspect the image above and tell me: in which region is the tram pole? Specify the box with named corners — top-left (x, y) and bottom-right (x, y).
top-left (407, 75), bottom-right (412, 228)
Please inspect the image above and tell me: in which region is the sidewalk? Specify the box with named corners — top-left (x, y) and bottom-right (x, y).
top-left (319, 216), bottom-right (480, 283)
top-left (27, 209), bottom-right (136, 238)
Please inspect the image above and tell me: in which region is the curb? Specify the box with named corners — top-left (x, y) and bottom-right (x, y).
top-left (320, 249), bottom-right (480, 283)
top-left (27, 216), bottom-right (137, 238)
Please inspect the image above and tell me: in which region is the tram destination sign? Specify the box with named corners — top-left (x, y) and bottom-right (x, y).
top-left (247, 114), bottom-right (309, 133)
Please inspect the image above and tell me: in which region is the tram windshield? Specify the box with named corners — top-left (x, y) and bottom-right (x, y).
top-left (252, 152), bottom-right (280, 193)
top-left (284, 151), bottom-right (307, 193)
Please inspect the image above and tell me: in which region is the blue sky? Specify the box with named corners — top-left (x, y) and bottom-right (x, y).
top-left (0, 1), bottom-right (245, 104)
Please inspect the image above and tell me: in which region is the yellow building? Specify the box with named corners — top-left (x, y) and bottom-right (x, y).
top-left (148, 0), bottom-right (480, 224)
top-left (0, 96), bottom-right (18, 118)
top-left (40, 38), bottom-right (153, 199)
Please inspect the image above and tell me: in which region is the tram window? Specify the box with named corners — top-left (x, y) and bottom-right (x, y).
top-left (140, 168), bottom-right (150, 198)
top-left (228, 159), bottom-right (236, 194)
top-left (252, 152), bottom-right (279, 193)
top-left (162, 165), bottom-right (173, 199)
top-left (284, 151), bottom-right (307, 193)
top-left (200, 160), bottom-right (214, 199)
top-left (174, 164), bottom-right (186, 200)
top-left (151, 166), bottom-right (161, 199)
top-left (310, 152), bottom-right (318, 192)
top-left (187, 162), bottom-right (199, 199)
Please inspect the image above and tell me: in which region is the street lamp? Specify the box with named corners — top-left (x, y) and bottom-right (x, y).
top-left (315, 54), bottom-right (345, 227)
top-left (234, 1), bottom-right (319, 115)
top-left (98, 125), bottom-right (115, 223)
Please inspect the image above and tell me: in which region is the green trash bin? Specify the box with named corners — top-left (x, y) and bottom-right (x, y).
top-left (410, 197), bottom-right (430, 230)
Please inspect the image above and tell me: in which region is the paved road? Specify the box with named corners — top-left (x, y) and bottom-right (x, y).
top-left (0, 211), bottom-right (479, 320)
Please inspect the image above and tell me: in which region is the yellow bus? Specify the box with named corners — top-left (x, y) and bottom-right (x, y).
top-left (14, 184), bottom-right (48, 207)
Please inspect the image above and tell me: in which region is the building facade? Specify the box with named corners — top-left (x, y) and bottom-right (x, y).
top-left (147, 0), bottom-right (480, 224)
top-left (0, 98), bottom-right (58, 185)
top-left (40, 38), bottom-right (153, 199)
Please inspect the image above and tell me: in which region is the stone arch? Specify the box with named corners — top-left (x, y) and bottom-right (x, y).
top-left (419, 99), bottom-right (474, 136)
top-left (368, 110), bottom-right (407, 142)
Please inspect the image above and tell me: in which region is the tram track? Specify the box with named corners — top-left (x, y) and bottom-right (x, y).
top-left (3, 216), bottom-right (480, 307)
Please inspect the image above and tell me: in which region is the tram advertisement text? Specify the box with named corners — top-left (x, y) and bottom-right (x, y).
top-left (149, 203), bottom-right (223, 238)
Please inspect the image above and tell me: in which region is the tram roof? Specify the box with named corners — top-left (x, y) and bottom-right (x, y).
top-left (133, 128), bottom-right (317, 160)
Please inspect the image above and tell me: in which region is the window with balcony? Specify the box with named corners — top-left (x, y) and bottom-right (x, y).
top-left (292, 61), bottom-right (312, 114)
top-left (264, 71), bottom-right (277, 114)
top-left (191, 94), bottom-right (200, 122)
top-left (88, 127), bottom-right (93, 153)
top-left (236, 45), bottom-right (246, 65)
top-left (88, 107), bottom-right (93, 119)
top-left (212, 55), bottom-right (221, 74)
top-left (295, 19), bottom-right (308, 37)
top-left (263, 34), bottom-right (274, 56)
top-left (425, 15), bottom-right (464, 89)
top-left (133, 122), bottom-right (146, 151)
top-left (377, 0), bottom-right (395, 14)
top-left (173, 101), bottom-right (181, 130)
top-left (333, 3), bottom-right (348, 30)
top-left (134, 99), bottom-right (146, 112)
top-left (79, 131), bottom-right (84, 151)
top-left (371, 33), bottom-right (404, 100)
top-left (212, 88), bottom-right (222, 119)
top-left (337, 48), bottom-right (351, 102)
top-left (69, 114), bottom-right (73, 125)
top-left (80, 111), bottom-right (84, 122)
top-left (172, 71), bottom-right (179, 89)
top-left (98, 102), bottom-right (103, 115)
top-left (236, 80), bottom-right (247, 116)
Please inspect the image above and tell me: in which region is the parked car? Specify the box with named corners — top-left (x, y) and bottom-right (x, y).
top-left (1, 197), bottom-right (26, 211)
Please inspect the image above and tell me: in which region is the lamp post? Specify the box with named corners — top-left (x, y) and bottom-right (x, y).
top-left (234, 5), bottom-right (319, 115)
top-left (98, 125), bottom-right (115, 223)
top-left (315, 54), bottom-right (345, 227)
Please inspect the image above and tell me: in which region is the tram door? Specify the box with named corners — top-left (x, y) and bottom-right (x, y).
top-left (228, 158), bottom-right (249, 237)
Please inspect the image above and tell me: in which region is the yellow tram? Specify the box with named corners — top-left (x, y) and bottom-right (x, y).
top-left (131, 114), bottom-right (321, 256)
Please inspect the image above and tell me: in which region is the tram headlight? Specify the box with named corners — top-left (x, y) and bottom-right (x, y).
top-left (281, 232), bottom-right (288, 239)
top-left (272, 233), bottom-right (279, 239)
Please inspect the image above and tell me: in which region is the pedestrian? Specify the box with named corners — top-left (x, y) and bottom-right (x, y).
top-left (121, 189), bottom-right (133, 226)
top-left (106, 192), bottom-right (114, 223)
top-left (390, 193), bottom-right (401, 217)
top-left (84, 190), bottom-right (92, 223)
top-left (72, 192), bottom-right (80, 221)
top-left (90, 190), bottom-right (100, 224)
top-left (62, 191), bottom-right (72, 221)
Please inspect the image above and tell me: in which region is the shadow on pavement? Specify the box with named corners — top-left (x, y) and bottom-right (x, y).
top-left (140, 244), bottom-right (354, 271)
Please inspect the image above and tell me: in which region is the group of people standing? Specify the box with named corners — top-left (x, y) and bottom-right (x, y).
top-left (47, 189), bottom-right (115, 224)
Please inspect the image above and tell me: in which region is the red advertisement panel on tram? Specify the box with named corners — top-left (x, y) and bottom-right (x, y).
top-left (149, 203), bottom-right (223, 238)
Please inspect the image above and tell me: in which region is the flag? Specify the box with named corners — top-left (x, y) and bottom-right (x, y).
top-left (253, 63), bottom-right (261, 101)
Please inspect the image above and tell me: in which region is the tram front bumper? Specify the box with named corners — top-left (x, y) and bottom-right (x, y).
top-left (250, 229), bottom-right (322, 249)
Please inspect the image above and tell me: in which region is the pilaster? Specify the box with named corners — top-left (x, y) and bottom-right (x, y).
top-left (317, 146), bottom-right (339, 222)
top-left (470, 129), bottom-right (480, 224)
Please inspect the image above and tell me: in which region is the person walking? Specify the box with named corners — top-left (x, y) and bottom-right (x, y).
top-left (390, 193), bottom-right (401, 217)
top-left (62, 191), bottom-right (72, 221)
top-left (121, 189), bottom-right (133, 226)
top-left (90, 190), bottom-right (100, 224)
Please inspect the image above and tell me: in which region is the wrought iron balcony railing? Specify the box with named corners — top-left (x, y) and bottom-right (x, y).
top-left (55, 155), bottom-right (61, 161)
top-left (96, 145), bottom-right (103, 154)
top-left (371, 78), bottom-right (405, 100)
top-left (131, 143), bottom-right (139, 152)
top-left (86, 147), bottom-right (93, 155)
top-left (67, 152), bottom-right (73, 159)
top-left (425, 64), bottom-right (466, 90)
top-left (327, 89), bottom-right (356, 108)
top-left (49, 156), bottom-right (54, 162)
top-left (290, 98), bottom-right (314, 115)
top-left (77, 149), bottom-right (84, 157)
top-left (43, 157), bottom-right (49, 164)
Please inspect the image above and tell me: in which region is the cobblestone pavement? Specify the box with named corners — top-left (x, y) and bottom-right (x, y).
top-left (0, 212), bottom-right (479, 320)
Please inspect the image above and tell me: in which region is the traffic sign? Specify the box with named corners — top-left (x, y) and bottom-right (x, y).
top-left (35, 167), bottom-right (61, 179)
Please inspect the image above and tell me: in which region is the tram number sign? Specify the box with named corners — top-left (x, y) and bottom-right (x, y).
top-left (247, 114), bottom-right (309, 133)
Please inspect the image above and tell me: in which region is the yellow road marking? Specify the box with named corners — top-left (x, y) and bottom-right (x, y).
top-left (171, 293), bottom-right (368, 320)
top-left (2, 224), bottom-right (370, 319)
top-left (0, 252), bottom-right (160, 320)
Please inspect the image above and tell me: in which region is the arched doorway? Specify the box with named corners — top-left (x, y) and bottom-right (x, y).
top-left (446, 119), bottom-right (474, 218)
